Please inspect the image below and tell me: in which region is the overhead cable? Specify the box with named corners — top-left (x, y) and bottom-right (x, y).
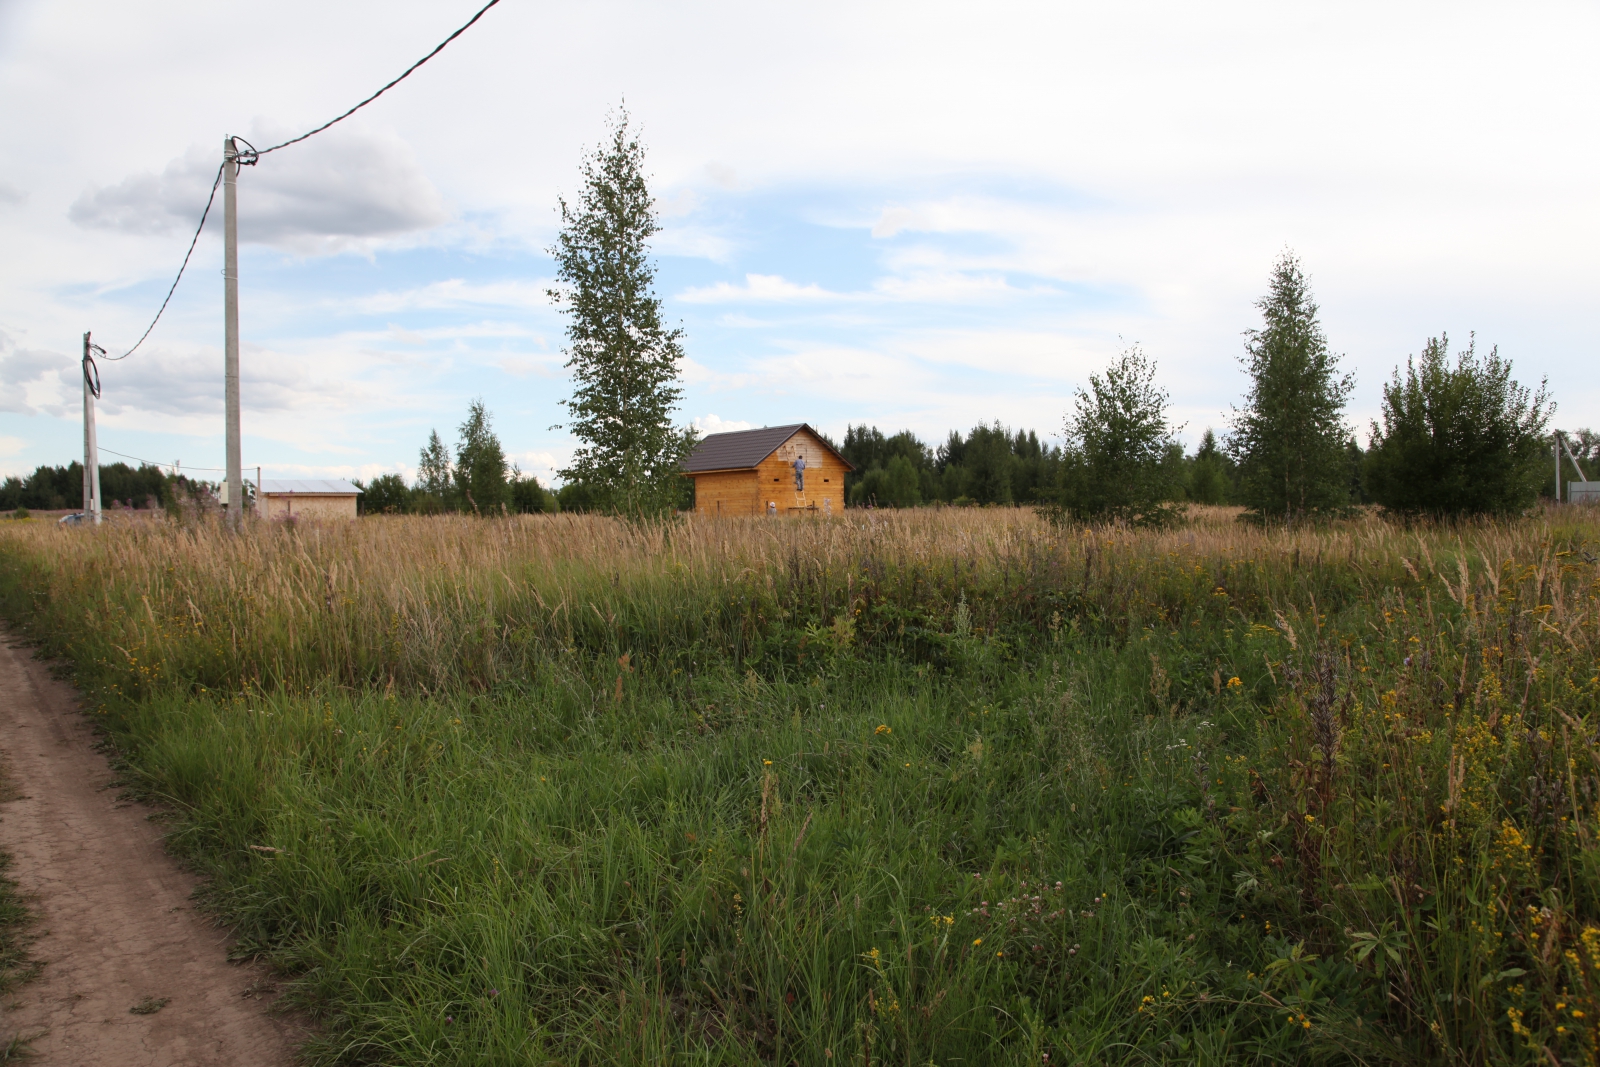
top-left (103, 163), bottom-right (225, 361)
top-left (94, 447), bottom-right (254, 474)
top-left (105, 0), bottom-right (504, 356)
top-left (254, 0), bottom-right (503, 158)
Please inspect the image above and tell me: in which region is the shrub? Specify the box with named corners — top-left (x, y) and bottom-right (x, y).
top-left (356, 473), bottom-right (412, 515)
top-left (1365, 333), bottom-right (1551, 517)
top-left (1043, 345), bottom-right (1183, 526)
top-left (509, 473), bottom-right (558, 514)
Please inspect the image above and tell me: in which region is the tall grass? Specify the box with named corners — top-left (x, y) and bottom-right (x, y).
top-left (1, 507), bottom-right (1597, 1064)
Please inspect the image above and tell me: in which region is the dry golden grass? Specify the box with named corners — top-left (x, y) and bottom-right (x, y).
top-left (0, 504), bottom-right (1592, 696)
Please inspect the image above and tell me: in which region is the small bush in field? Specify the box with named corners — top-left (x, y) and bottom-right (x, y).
top-left (1366, 333), bottom-right (1552, 518)
top-left (1043, 344), bottom-right (1184, 527)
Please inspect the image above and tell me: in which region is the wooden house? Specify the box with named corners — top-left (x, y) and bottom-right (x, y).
top-left (683, 424), bottom-right (853, 516)
top-left (259, 479), bottom-right (361, 521)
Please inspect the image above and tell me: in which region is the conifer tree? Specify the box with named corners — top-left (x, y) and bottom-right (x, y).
top-left (414, 429), bottom-right (453, 513)
top-left (1187, 429), bottom-right (1232, 504)
top-left (549, 108), bottom-right (691, 516)
top-left (1227, 254), bottom-right (1354, 524)
top-left (453, 399), bottom-right (509, 513)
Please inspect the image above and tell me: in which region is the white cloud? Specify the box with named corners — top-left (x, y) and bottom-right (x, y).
top-left (351, 278), bottom-right (554, 314)
top-left (657, 189), bottom-right (700, 217)
top-left (0, 331), bottom-right (70, 415)
top-left (652, 225), bottom-right (737, 263)
top-left (704, 163), bottom-right (739, 190)
top-left (0, 182), bottom-right (24, 207)
top-left (680, 273), bottom-right (835, 304)
top-left (692, 414), bottom-right (754, 435)
top-left (86, 341), bottom-right (337, 420)
top-left (507, 449), bottom-right (562, 485)
top-left (259, 461), bottom-right (414, 483)
top-left (870, 272), bottom-right (1024, 303)
top-left (679, 355), bottom-right (758, 391)
top-left (871, 207), bottom-right (924, 239)
top-left (496, 355), bottom-right (558, 378)
top-left (0, 435), bottom-right (24, 457)
top-left (679, 270), bottom-right (1033, 307)
top-left (70, 126), bottom-right (447, 253)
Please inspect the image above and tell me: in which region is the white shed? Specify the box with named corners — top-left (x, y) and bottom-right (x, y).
top-left (259, 479), bottom-right (361, 521)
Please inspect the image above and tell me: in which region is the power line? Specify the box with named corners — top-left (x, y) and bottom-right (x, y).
top-left (103, 163), bottom-right (224, 361)
top-left (106, 0), bottom-right (504, 356)
top-left (253, 0), bottom-right (502, 158)
top-left (94, 447), bottom-right (257, 474)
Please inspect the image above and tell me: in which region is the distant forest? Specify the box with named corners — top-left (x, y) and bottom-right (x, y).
top-left (5, 425), bottom-right (1596, 516)
top-left (834, 422), bottom-right (1599, 510)
top-left (832, 422), bottom-right (1281, 509)
top-left (0, 462), bottom-right (193, 513)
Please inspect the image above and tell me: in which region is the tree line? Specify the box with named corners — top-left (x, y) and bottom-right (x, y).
top-left (843, 256), bottom-right (1587, 524)
top-left (356, 400), bottom-right (558, 515)
top-left (2, 462), bottom-right (201, 514)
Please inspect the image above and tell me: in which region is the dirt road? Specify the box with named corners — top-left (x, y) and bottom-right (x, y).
top-left (0, 634), bottom-right (304, 1065)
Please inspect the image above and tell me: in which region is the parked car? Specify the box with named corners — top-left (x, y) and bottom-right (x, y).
top-left (57, 512), bottom-right (85, 525)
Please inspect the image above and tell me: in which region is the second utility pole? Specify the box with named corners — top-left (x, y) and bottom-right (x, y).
top-left (80, 332), bottom-right (102, 525)
top-left (223, 137), bottom-right (243, 528)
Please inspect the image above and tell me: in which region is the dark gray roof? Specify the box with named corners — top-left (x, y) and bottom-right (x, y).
top-left (683, 424), bottom-right (853, 473)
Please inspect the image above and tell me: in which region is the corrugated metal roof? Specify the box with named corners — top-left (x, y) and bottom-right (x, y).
top-left (260, 479), bottom-right (362, 495)
top-left (683, 424), bottom-right (854, 473)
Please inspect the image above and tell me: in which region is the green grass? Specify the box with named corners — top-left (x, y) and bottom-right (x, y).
top-left (1, 510), bottom-right (1598, 1064)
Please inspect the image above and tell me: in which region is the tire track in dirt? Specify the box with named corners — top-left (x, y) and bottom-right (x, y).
top-left (0, 633), bottom-right (306, 1064)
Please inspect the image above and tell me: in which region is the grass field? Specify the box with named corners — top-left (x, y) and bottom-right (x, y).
top-left (0, 506), bottom-right (1597, 1065)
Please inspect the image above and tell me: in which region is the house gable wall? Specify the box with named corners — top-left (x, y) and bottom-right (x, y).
top-left (691, 428), bottom-right (845, 516)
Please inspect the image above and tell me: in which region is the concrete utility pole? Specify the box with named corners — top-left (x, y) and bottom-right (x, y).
top-left (223, 136), bottom-right (243, 527)
top-left (80, 332), bottom-right (102, 525)
top-left (1556, 435), bottom-right (1564, 505)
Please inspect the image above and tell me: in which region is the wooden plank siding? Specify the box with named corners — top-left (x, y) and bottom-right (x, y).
top-left (688, 428), bottom-right (848, 516)
top-left (689, 470), bottom-right (762, 517)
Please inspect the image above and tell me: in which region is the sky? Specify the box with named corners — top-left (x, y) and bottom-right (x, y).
top-left (1, 0), bottom-right (1596, 488)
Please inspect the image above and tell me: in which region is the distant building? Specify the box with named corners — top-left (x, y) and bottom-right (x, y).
top-left (259, 479), bottom-right (361, 521)
top-left (682, 424), bottom-right (852, 516)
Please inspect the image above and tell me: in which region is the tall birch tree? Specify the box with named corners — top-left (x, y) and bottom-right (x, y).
top-left (549, 108), bottom-right (692, 516)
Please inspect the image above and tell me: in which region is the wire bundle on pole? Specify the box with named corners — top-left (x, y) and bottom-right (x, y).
top-left (83, 337), bottom-right (106, 397)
